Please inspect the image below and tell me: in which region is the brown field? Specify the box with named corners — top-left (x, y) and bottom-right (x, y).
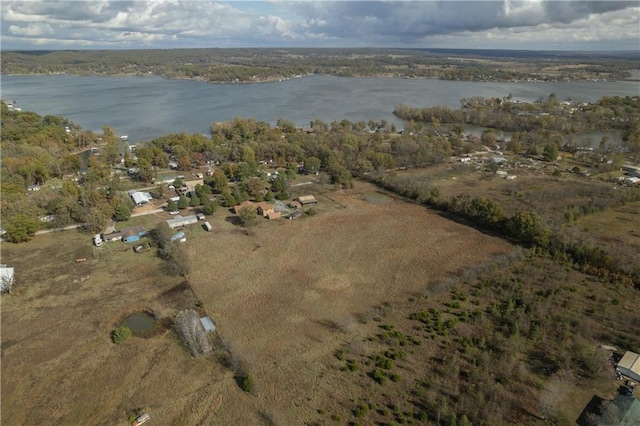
top-left (186, 181), bottom-right (513, 423)
top-left (1, 181), bottom-right (512, 425)
top-left (574, 201), bottom-right (640, 249)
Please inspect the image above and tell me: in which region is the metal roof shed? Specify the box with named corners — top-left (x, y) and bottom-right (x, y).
top-left (618, 351), bottom-right (640, 382)
top-left (200, 316), bottom-right (216, 333)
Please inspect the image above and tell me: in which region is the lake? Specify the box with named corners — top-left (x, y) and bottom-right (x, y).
top-left (1, 74), bottom-right (638, 144)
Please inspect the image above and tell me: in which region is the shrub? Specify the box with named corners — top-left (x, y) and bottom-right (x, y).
top-left (240, 373), bottom-right (256, 393)
top-left (354, 403), bottom-right (369, 417)
top-left (112, 325), bottom-right (132, 344)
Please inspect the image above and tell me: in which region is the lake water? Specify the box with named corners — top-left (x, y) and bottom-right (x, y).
top-left (1, 74), bottom-right (638, 144)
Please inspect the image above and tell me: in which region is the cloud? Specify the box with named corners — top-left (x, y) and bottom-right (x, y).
top-left (1, 0), bottom-right (638, 50)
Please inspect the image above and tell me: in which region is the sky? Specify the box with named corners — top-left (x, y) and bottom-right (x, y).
top-left (1, 1), bottom-right (639, 51)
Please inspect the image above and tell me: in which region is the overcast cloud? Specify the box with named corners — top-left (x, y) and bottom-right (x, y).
top-left (1, 1), bottom-right (639, 50)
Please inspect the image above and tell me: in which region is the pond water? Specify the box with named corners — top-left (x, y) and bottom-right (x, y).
top-left (364, 192), bottom-right (391, 203)
top-left (123, 312), bottom-right (156, 334)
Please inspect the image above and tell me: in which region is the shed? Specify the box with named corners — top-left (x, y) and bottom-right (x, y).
top-left (27, 184), bottom-right (41, 192)
top-left (0, 265), bottom-right (14, 292)
top-left (267, 211), bottom-right (282, 220)
top-left (202, 221), bottom-right (212, 232)
top-left (196, 213), bottom-right (206, 221)
top-left (296, 195), bottom-right (317, 205)
top-left (289, 210), bottom-right (304, 220)
top-left (166, 214), bottom-right (198, 229)
top-left (200, 316), bottom-right (216, 333)
top-left (618, 351), bottom-right (640, 382)
top-left (290, 200), bottom-right (302, 209)
top-left (171, 231), bottom-right (186, 243)
top-left (121, 225), bottom-right (146, 243)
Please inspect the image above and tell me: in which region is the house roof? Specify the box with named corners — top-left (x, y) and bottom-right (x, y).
top-left (121, 225), bottom-right (145, 239)
top-left (297, 195), bottom-right (317, 204)
top-left (619, 351), bottom-right (640, 375)
top-left (171, 231), bottom-right (186, 241)
top-left (166, 214), bottom-right (198, 228)
top-left (130, 191), bottom-right (153, 205)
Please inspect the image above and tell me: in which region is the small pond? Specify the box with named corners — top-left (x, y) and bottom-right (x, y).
top-left (123, 312), bottom-right (156, 334)
top-left (364, 192), bottom-right (391, 204)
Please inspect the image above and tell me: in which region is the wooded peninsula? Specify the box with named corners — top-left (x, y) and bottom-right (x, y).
top-left (2, 48), bottom-right (639, 83)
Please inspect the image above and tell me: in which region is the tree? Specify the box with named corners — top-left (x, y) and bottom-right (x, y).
top-left (167, 199), bottom-right (178, 212)
top-left (189, 194), bottom-right (201, 207)
top-left (202, 197), bottom-right (217, 215)
top-left (113, 200), bottom-right (132, 222)
top-left (304, 156), bottom-right (321, 174)
top-left (507, 210), bottom-right (550, 247)
top-left (178, 196), bottom-right (190, 209)
top-left (4, 213), bottom-right (40, 243)
top-left (175, 309), bottom-right (212, 357)
top-left (543, 143), bottom-right (559, 162)
top-left (112, 325), bottom-right (132, 344)
top-left (238, 205), bottom-right (258, 227)
top-left (83, 207), bottom-right (109, 234)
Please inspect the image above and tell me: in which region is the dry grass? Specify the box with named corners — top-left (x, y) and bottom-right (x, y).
top-left (1, 180), bottom-right (512, 425)
top-left (186, 180), bottom-right (512, 423)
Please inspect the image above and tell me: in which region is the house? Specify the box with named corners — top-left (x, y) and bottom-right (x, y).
top-left (618, 351), bottom-right (640, 382)
top-left (256, 203), bottom-right (275, 218)
top-left (171, 231), bottom-right (187, 243)
top-left (129, 190), bottom-right (153, 207)
top-left (0, 265), bottom-right (14, 292)
top-left (166, 214), bottom-right (198, 229)
top-left (267, 211), bottom-right (282, 220)
top-left (121, 225), bottom-right (146, 243)
top-left (296, 195), bottom-right (317, 206)
top-left (202, 221), bottom-right (212, 232)
top-left (102, 231), bottom-right (122, 242)
top-left (27, 184), bottom-right (41, 192)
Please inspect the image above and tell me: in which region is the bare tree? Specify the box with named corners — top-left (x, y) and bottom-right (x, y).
top-left (175, 309), bottom-right (212, 357)
top-left (538, 370), bottom-right (574, 421)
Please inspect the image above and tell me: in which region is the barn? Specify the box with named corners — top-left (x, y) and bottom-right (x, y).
top-left (618, 351), bottom-right (640, 382)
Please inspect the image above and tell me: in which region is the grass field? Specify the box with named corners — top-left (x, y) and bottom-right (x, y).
top-left (1, 180), bottom-right (513, 425)
top-left (186, 180), bottom-right (513, 423)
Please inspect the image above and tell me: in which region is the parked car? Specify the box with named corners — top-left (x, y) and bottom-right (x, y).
top-left (620, 385), bottom-right (634, 396)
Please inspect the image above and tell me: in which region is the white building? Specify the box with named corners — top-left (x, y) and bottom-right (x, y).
top-left (129, 190), bottom-right (153, 207)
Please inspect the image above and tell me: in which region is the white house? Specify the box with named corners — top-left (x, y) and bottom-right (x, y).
top-left (129, 190), bottom-right (153, 207)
